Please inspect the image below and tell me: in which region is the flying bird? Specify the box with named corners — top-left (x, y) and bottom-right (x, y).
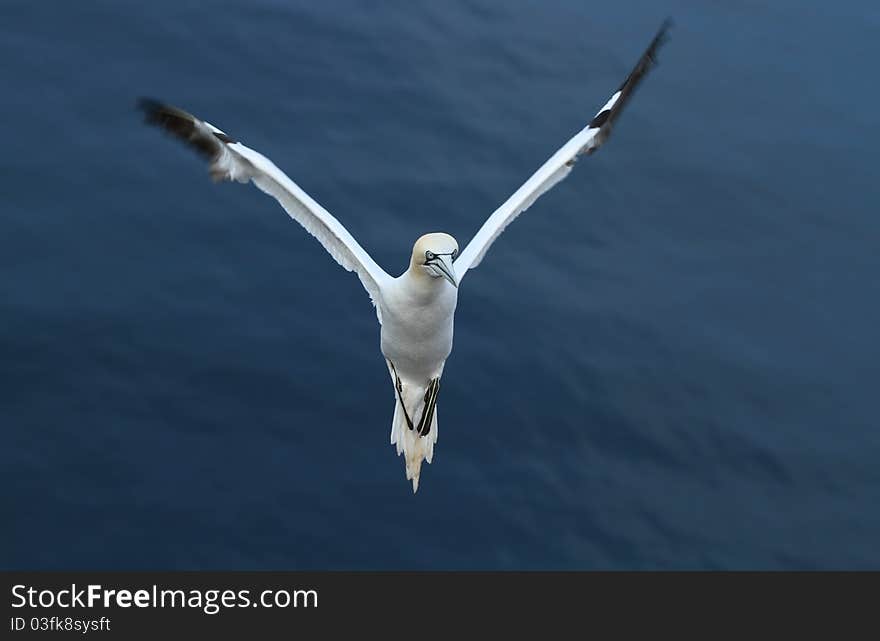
top-left (138, 21), bottom-right (671, 492)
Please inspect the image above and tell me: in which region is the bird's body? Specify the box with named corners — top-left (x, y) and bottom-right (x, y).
top-left (379, 234), bottom-right (460, 489)
top-left (380, 246), bottom-right (458, 384)
top-left (138, 21), bottom-right (670, 492)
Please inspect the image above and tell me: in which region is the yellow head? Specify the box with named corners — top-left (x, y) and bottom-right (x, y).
top-left (410, 233), bottom-right (459, 287)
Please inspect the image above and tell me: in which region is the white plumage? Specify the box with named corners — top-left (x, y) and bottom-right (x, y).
top-left (139, 21), bottom-right (670, 492)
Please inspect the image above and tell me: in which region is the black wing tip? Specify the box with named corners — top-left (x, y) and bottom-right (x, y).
top-left (136, 97), bottom-right (187, 124)
top-left (136, 97), bottom-right (236, 142)
top-left (658, 17), bottom-right (675, 37)
top-left (137, 96), bottom-right (166, 117)
top-left (137, 97), bottom-right (176, 127)
top-left (586, 19), bottom-right (673, 146)
top-left (647, 18), bottom-right (674, 63)
top-left (136, 97), bottom-right (225, 159)
top-left (615, 19), bottom-right (673, 93)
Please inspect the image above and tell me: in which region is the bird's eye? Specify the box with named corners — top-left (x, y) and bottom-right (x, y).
top-left (452, 249), bottom-right (458, 260)
top-left (425, 251), bottom-right (435, 261)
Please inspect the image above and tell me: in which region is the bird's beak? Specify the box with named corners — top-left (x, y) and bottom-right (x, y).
top-left (432, 255), bottom-right (458, 288)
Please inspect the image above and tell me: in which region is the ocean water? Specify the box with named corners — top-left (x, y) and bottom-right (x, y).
top-left (1, 0), bottom-right (878, 569)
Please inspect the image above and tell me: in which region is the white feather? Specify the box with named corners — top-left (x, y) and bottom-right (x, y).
top-left (209, 137), bottom-right (390, 322)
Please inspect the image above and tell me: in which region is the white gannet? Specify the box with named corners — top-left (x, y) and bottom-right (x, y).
top-left (139, 22), bottom-right (670, 492)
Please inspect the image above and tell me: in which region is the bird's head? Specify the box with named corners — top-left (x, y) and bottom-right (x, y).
top-left (411, 233), bottom-right (458, 288)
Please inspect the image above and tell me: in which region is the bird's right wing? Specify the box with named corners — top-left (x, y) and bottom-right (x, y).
top-left (454, 20), bottom-right (671, 280)
top-left (138, 99), bottom-right (391, 322)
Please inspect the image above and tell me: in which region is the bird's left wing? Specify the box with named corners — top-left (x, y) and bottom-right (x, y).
top-left (454, 20), bottom-right (671, 280)
top-left (138, 99), bottom-right (391, 322)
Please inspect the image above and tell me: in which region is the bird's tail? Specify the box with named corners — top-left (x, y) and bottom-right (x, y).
top-left (390, 387), bottom-right (438, 494)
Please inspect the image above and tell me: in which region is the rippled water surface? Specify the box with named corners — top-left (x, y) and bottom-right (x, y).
top-left (2, 0), bottom-right (878, 568)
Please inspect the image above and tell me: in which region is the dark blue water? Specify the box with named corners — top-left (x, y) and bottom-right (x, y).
top-left (2, 0), bottom-right (878, 569)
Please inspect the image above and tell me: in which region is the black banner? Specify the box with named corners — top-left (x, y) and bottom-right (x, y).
top-left (1, 572), bottom-right (875, 637)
